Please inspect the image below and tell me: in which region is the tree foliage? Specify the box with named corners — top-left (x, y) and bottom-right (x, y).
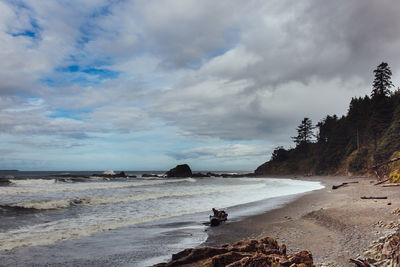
top-left (292, 117), bottom-right (314, 147)
top-left (371, 62), bottom-right (393, 98)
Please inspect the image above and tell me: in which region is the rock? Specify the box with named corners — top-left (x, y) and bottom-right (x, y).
top-left (211, 252), bottom-right (249, 266)
top-left (91, 171), bottom-right (127, 178)
top-left (0, 179), bottom-right (11, 186)
top-left (166, 164), bottom-right (192, 178)
top-left (141, 174), bottom-right (158, 178)
top-left (192, 173), bottom-right (210, 177)
top-left (116, 171), bottom-right (127, 177)
top-left (207, 172), bottom-right (222, 177)
top-left (154, 237), bottom-right (315, 267)
top-left (288, 251), bottom-right (314, 265)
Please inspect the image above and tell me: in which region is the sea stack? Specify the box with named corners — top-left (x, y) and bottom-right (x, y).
top-left (166, 164), bottom-right (192, 177)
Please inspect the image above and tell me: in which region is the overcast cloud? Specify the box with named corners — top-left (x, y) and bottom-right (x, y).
top-left (1, 0), bottom-right (400, 170)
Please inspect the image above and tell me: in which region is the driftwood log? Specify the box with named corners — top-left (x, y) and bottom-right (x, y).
top-left (374, 178), bottom-right (390, 186)
top-left (332, 181), bottom-right (359, 190)
top-left (382, 183), bottom-right (400, 187)
top-left (349, 258), bottom-right (371, 267)
top-left (361, 196), bottom-right (388, 199)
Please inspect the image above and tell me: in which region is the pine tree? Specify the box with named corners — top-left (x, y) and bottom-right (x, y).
top-left (369, 62), bottom-right (394, 151)
top-left (371, 62), bottom-right (393, 98)
top-left (292, 117), bottom-right (314, 146)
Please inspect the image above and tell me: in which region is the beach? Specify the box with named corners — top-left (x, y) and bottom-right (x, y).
top-left (202, 176), bottom-right (399, 266)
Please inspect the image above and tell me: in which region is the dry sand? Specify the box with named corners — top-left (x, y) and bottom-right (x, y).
top-left (204, 176), bottom-right (400, 266)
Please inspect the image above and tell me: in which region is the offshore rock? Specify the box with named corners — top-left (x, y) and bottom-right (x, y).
top-left (192, 172), bottom-right (210, 178)
top-left (166, 164), bottom-right (192, 178)
top-left (154, 237), bottom-right (315, 267)
top-left (0, 179), bottom-right (11, 186)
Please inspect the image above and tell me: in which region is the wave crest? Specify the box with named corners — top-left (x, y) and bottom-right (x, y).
top-left (9, 179), bottom-right (56, 186)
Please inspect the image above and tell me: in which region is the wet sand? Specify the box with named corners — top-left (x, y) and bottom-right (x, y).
top-left (204, 176), bottom-right (400, 266)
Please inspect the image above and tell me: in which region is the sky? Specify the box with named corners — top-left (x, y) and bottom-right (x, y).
top-left (1, 0), bottom-right (400, 171)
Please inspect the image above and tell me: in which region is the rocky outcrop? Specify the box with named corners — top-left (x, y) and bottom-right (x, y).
top-left (166, 164), bottom-right (193, 178)
top-left (154, 237), bottom-right (315, 267)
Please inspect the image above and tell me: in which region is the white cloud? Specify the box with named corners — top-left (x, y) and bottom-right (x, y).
top-left (2, 0), bottom-right (400, 169)
top-left (169, 144), bottom-right (271, 160)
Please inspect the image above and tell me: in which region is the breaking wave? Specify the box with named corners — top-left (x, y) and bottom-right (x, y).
top-left (0, 210), bottom-right (204, 251)
top-left (0, 183), bottom-right (260, 211)
top-left (9, 179), bottom-right (56, 186)
top-left (0, 178), bottom-right (195, 195)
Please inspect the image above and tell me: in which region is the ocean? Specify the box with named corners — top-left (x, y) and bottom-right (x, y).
top-left (0, 171), bottom-right (324, 266)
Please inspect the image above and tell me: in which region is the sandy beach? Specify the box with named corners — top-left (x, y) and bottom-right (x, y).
top-left (203, 176), bottom-right (400, 266)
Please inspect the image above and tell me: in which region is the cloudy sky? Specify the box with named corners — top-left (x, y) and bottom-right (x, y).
top-left (1, 0), bottom-right (400, 171)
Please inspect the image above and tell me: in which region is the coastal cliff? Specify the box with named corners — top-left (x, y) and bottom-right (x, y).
top-left (255, 63), bottom-right (400, 180)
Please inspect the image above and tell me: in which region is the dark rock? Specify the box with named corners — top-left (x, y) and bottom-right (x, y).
top-left (192, 173), bottom-right (210, 178)
top-left (288, 251), bottom-right (313, 265)
top-left (206, 172), bottom-right (222, 177)
top-left (166, 164), bottom-right (192, 178)
top-left (142, 173), bottom-right (164, 178)
top-left (115, 171), bottom-right (127, 177)
top-left (154, 237), bottom-right (315, 267)
top-left (205, 173), bottom-right (256, 178)
top-left (91, 171), bottom-right (127, 178)
top-left (0, 179), bottom-right (10, 186)
top-left (211, 252), bottom-right (249, 266)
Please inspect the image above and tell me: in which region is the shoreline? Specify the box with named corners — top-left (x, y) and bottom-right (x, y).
top-left (201, 175), bottom-right (400, 266)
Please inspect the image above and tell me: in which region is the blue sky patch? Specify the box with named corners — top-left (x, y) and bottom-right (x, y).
top-left (44, 65), bottom-right (120, 87)
top-left (11, 30), bottom-right (36, 38)
top-left (47, 107), bottom-right (98, 120)
top-left (82, 68), bottom-right (119, 79)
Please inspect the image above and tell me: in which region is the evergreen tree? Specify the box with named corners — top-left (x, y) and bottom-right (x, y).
top-left (292, 117), bottom-right (314, 146)
top-left (369, 63), bottom-right (394, 151)
top-left (371, 62), bottom-right (393, 98)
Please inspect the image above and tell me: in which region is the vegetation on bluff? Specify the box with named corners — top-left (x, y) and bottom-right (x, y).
top-left (256, 62), bottom-right (400, 177)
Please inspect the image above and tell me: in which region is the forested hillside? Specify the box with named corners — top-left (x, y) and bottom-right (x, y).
top-left (255, 62), bottom-right (400, 177)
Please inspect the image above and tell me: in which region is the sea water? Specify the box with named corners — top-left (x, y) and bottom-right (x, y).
top-left (0, 172), bottom-right (323, 266)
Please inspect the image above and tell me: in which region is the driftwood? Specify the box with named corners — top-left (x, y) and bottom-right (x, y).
top-left (382, 183), bottom-right (400, 187)
top-left (361, 196), bottom-right (388, 199)
top-left (332, 181), bottom-right (359, 190)
top-left (210, 208), bottom-right (228, 226)
top-left (374, 178), bottom-right (390, 186)
top-left (349, 258), bottom-right (371, 267)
